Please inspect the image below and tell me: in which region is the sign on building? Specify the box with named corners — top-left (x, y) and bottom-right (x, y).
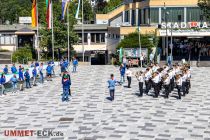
top-left (159, 29), bottom-right (210, 36)
top-left (124, 48), bottom-right (148, 58)
top-left (161, 22), bottom-right (209, 29)
top-left (19, 17), bottom-right (32, 24)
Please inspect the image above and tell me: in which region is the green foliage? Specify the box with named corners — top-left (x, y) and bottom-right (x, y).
top-left (0, 49), bottom-right (10, 52)
top-left (83, 0), bottom-right (94, 23)
top-left (117, 32), bottom-right (157, 50)
top-left (12, 45), bottom-right (33, 64)
top-left (95, 0), bottom-right (123, 14)
top-left (198, 0), bottom-right (210, 20)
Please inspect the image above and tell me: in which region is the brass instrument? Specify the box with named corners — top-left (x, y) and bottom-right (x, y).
top-left (175, 74), bottom-right (181, 84)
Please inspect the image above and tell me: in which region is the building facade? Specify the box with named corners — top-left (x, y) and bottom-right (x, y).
top-left (96, 0), bottom-right (210, 61)
top-left (73, 24), bottom-right (108, 64)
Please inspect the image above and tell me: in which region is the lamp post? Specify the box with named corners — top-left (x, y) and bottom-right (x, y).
top-left (82, 0), bottom-right (85, 62)
top-left (170, 9), bottom-right (173, 64)
top-left (164, 2), bottom-right (168, 63)
top-left (138, 26), bottom-right (142, 67)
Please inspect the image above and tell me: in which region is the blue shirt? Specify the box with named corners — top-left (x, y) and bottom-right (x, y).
top-left (10, 77), bottom-right (18, 83)
top-left (3, 67), bottom-right (8, 74)
top-left (32, 69), bottom-right (37, 77)
top-left (62, 79), bottom-right (71, 89)
top-left (19, 69), bottom-right (24, 81)
top-left (11, 66), bottom-right (17, 74)
top-left (73, 59), bottom-right (78, 66)
top-left (120, 67), bottom-right (126, 76)
top-left (46, 66), bottom-right (52, 74)
top-left (108, 79), bottom-right (116, 90)
top-left (0, 76), bottom-right (6, 84)
top-left (35, 62), bottom-right (39, 67)
top-left (64, 61), bottom-right (69, 68)
top-left (24, 71), bottom-right (30, 80)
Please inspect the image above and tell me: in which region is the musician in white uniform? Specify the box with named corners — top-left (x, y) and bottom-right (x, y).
top-left (137, 71), bottom-right (144, 97)
top-left (152, 72), bottom-right (159, 98)
top-left (163, 74), bottom-right (170, 98)
top-left (176, 74), bottom-right (182, 99)
top-left (144, 68), bottom-right (151, 94)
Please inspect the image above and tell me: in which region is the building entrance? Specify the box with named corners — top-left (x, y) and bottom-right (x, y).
top-left (160, 37), bottom-right (210, 61)
top-left (90, 50), bottom-right (108, 65)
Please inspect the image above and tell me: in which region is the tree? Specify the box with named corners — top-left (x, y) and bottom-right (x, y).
top-left (117, 32), bottom-right (158, 51)
top-left (39, 1), bottom-right (78, 59)
top-left (198, 0), bottom-right (210, 20)
top-left (95, 0), bottom-right (123, 14)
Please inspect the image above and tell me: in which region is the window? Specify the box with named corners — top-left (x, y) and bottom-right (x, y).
top-left (0, 34), bottom-right (15, 45)
top-left (101, 33), bottom-right (105, 42)
top-left (162, 7), bottom-right (184, 22)
top-left (132, 10), bottom-right (136, 25)
top-left (91, 33), bottom-right (95, 43)
top-left (125, 11), bottom-right (129, 22)
top-left (96, 33), bottom-right (100, 43)
top-left (150, 8), bottom-right (159, 23)
top-left (187, 7), bottom-right (204, 22)
top-left (84, 33), bottom-right (87, 43)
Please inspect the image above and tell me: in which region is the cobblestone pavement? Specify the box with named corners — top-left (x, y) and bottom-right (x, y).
top-left (0, 65), bottom-right (210, 140)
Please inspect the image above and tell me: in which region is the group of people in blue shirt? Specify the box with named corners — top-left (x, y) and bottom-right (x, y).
top-left (0, 61), bottom-right (55, 95)
top-left (60, 57), bottom-right (78, 75)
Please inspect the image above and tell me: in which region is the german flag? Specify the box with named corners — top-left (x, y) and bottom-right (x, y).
top-left (31, 0), bottom-right (37, 27)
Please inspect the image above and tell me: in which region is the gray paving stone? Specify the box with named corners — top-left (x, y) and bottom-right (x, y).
top-left (0, 66), bottom-right (209, 139)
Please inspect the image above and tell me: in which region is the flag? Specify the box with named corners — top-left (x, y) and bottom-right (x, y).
top-left (75, 0), bottom-right (81, 19)
top-left (62, 0), bottom-right (70, 20)
top-left (46, 0), bottom-right (52, 29)
top-left (31, 0), bottom-right (37, 27)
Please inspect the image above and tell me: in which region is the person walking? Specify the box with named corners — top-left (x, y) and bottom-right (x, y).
top-left (46, 63), bottom-right (53, 81)
top-left (24, 69), bottom-right (31, 88)
top-left (152, 72), bottom-right (160, 98)
top-left (10, 74), bottom-right (18, 93)
top-left (0, 73), bottom-right (6, 95)
top-left (119, 64), bottom-right (126, 83)
top-left (62, 70), bottom-right (72, 96)
top-left (126, 67), bottom-right (132, 88)
top-left (175, 74), bottom-right (182, 99)
top-left (163, 74), bottom-right (170, 98)
top-left (72, 57), bottom-right (78, 72)
top-left (39, 63), bottom-right (44, 83)
top-left (3, 65), bottom-right (8, 74)
top-left (136, 71), bottom-right (144, 97)
top-left (32, 66), bottom-right (37, 86)
top-left (144, 68), bottom-right (151, 94)
top-left (62, 74), bottom-right (71, 102)
top-left (19, 67), bottom-right (24, 91)
top-left (11, 64), bottom-right (17, 74)
top-left (107, 74), bottom-right (117, 101)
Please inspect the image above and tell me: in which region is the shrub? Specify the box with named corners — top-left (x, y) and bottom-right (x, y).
top-left (0, 49), bottom-right (10, 52)
top-left (12, 47), bottom-right (33, 64)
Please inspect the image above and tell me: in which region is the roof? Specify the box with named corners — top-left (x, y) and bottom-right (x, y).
top-left (74, 24), bottom-right (108, 31)
top-left (15, 27), bottom-right (35, 35)
top-left (0, 25), bottom-right (36, 32)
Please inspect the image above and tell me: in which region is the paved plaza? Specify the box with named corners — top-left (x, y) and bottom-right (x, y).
top-left (0, 65), bottom-right (210, 140)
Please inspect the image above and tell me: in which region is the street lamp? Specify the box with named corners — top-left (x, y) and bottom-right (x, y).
top-left (164, 3), bottom-right (169, 62)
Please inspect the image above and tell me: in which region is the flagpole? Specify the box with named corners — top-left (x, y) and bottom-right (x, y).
top-left (51, 0), bottom-right (54, 61)
top-left (67, 4), bottom-right (70, 63)
top-left (138, 26), bottom-right (142, 68)
top-left (82, 0), bottom-right (84, 62)
top-left (36, 0), bottom-right (40, 61)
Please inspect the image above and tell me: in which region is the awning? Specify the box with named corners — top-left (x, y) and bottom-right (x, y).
top-left (15, 27), bottom-right (35, 35)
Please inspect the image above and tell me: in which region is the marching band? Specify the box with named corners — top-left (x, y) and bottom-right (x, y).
top-left (135, 63), bottom-right (191, 99)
